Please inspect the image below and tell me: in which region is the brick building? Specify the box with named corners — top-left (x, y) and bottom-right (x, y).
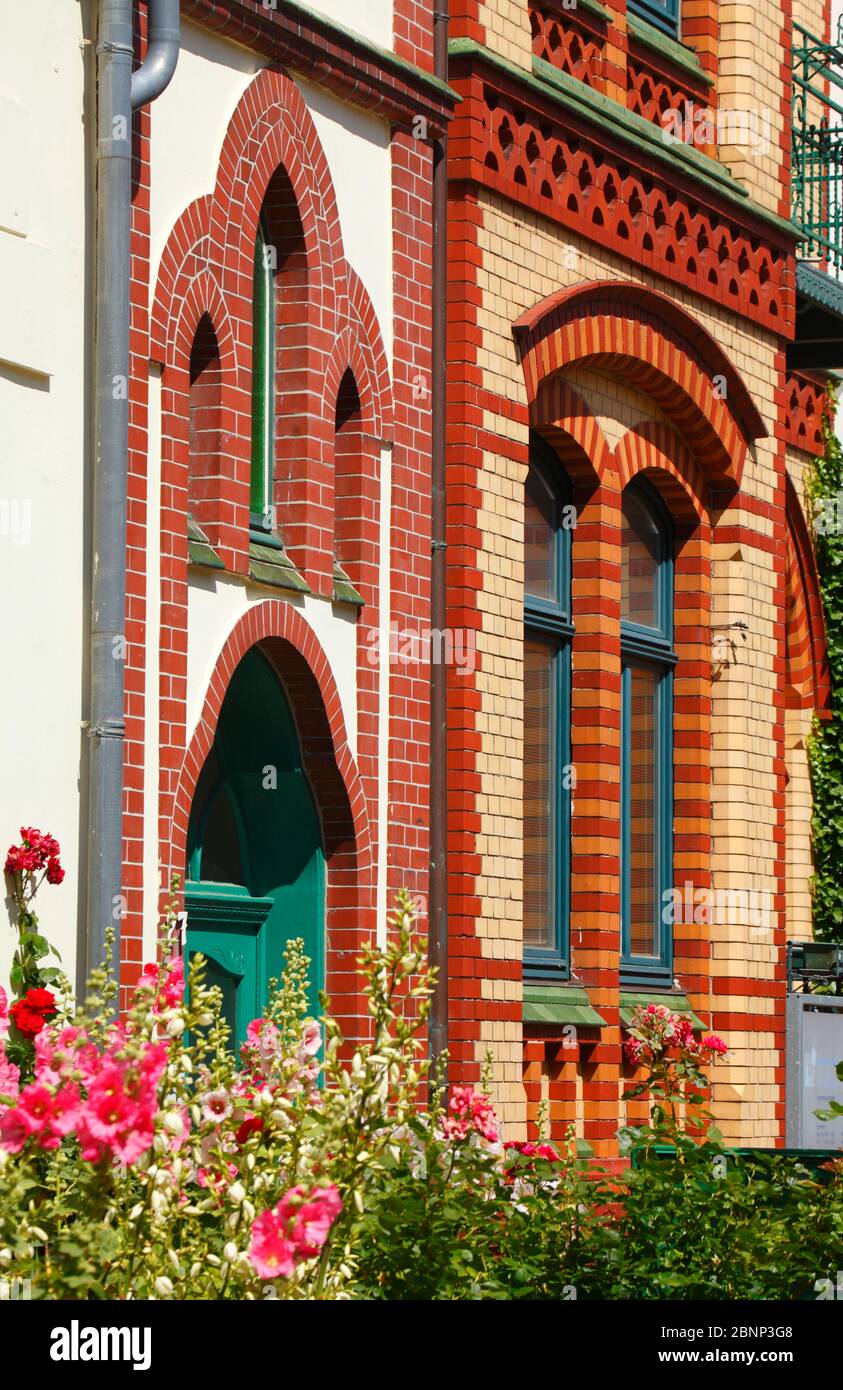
top-left (0, 2), bottom-right (454, 1049)
top-left (1, 1), bottom-right (840, 1157)
top-left (442, 0), bottom-right (838, 1151)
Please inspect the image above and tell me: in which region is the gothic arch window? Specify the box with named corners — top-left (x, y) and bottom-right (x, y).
top-left (250, 216), bottom-right (276, 530)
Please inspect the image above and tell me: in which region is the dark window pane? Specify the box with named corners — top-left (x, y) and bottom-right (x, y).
top-left (525, 465), bottom-right (558, 602)
top-left (626, 665), bottom-right (658, 958)
top-left (622, 488), bottom-right (661, 629)
top-left (524, 639), bottom-right (555, 951)
top-left (200, 787), bottom-right (245, 886)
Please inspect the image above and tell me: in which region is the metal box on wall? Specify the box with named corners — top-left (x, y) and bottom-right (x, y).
top-left (786, 993), bottom-right (843, 1148)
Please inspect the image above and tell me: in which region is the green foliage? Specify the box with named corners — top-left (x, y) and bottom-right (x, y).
top-left (808, 422), bottom-right (843, 940)
top-left (2, 901), bottom-right (843, 1300)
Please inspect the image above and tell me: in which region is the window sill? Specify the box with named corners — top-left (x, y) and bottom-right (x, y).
top-left (619, 989), bottom-right (705, 1032)
top-left (187, 517), bottom-right (225, 572)
top-left (627, 14), bottom-right (713, 89)
top-left (523, 983), bottom-right (607, 1029)
top-left (248, 536), bottom-right (311, 594)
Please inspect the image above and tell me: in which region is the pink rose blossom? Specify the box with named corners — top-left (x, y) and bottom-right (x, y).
top-left (441, 1086), bottom-right (499, 1145)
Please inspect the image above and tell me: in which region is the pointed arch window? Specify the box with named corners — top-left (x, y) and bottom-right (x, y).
top-left (620, 479), bottom-right (676, 984)
top-left (523, 437), bottom-right (574, 976)
top-left (250, 216), bottom-right (275, 532)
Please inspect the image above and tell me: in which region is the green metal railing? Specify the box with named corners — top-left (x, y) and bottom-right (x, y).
top-left (793, 20), bottom-right (843, 275)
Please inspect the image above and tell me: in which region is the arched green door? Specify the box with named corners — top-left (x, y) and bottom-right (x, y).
top-left (186, 648), bottom-right (325, 1047)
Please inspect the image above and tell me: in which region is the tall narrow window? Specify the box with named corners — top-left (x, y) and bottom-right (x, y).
top-left (250, 217), bottom-right (275, 532)
top-left (620, 479), bottom-right (675, 983)
top-left (523, 437), bottom-right (573, 976)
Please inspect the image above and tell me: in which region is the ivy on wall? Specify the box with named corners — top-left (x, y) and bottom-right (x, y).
top-left (808, 422), bottom-right (843, 942)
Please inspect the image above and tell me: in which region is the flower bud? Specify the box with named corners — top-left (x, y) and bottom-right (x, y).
top-left (228, 1182), bottom-right (246, 1205)
top-left (166, 1014), bottom-right (186, 1038)
top-left (223, 1242), bottom-right (238, 1263)
top-left (154, 1276), bottom-right (174, 1298)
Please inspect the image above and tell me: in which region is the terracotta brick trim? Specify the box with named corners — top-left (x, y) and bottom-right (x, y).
top-left (182, 0), bottom-right (456, 135)
top-left (515, 280), bottom-right (766, 488)
top-left (785, 474), bottom-right (831, 715)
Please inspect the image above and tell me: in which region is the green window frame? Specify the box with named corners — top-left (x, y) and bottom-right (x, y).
top-left (628, 0), bottom-right (680, 39)
top-left (620, 478), bottom-right (675, 986)
top-left (250, 216), bottom-right (275, 533)
top-left (523, 436), bottom-right (574, 978)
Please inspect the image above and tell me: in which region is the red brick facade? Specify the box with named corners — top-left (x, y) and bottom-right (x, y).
top-left (120, 4), bottom-right (452, 1025)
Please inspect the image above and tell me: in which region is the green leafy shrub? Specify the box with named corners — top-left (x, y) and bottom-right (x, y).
top-left (1, 894), bottom-right (842, 1300)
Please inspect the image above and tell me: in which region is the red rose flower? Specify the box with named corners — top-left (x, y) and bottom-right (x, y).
top-left (25, 988), bottom-right (56, 1014)
top-left (45, 858), bottom-right (64, 885)
top-left (235, 1114), bottom-right (264, 1146)
top-left (10, 1003), bottom-right (47, 1039)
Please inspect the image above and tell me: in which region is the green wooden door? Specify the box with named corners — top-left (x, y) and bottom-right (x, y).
top-left (186, 648), bottom-right (325, 1047)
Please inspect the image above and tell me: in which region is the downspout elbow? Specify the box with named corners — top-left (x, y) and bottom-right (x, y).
top-left (131, 0), bottom-right (180, 109)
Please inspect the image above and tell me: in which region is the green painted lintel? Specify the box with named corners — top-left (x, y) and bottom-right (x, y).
top-left (626, 14), bottom-right (714, 88)
top-left (447, 38), bottom-right (800, 244)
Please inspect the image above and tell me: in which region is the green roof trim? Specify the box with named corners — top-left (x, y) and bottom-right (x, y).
top-left (282, 1), bottom-right (459, 106)
top-left (796, 261), bottom-right (843, 320)
top-left (620, 991), bottom-right (705, 1032)
top-left (571, 0), bottom-right (614, 23)
top-left (249, 537), bottom-right (311, 594)
top-left (187, 516), bottom-right (225, 571)
top-left (626, 15), bottom-right (713, 88)
top-left (447, 38), bottom-right (800, 243)
top-left (332, 559), bottom-right (365, 607)
top-left (524, 984), bottom-right (607, 1028)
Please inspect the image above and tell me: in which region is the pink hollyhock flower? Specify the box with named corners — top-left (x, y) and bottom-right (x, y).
top-left (300, 1021), bottom-right (322, 1058)
top-left (84, 1063), bottom-right (136, 1142)
top-left (701, 1034), bottom-right (728, 1056)
top-left (0, 1106), bottom-right (34, 1154)
top-left (201, 1089), bottom-right (232, 1125)
top-left (248, 1207), bottom-right (297, 1280)
top-left (0, 986), bottom-right (9, 1039)
top-left (279, 1184), bottom-right (343, 1259)
top-left (16, 1082), bottom-right (82, 1151)
top-left (0, 1052), bottom-right (20, 1100)
top-left (160, 956), bottom-right (184, 1010)
top-left (137, 956), bottom-right (184, 1014)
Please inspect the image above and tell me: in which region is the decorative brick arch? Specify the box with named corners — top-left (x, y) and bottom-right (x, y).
top-left (169, 602), bottom-right (375, 1033)
top-left (514, 281), bottom-right (767, 488)
top-left (785, 476), bottom-right (830, 714)
top-left (344, 268), bottom-right (394, 437)
top-left (531, 376), bottom-right (612, 485)
top-left (614, 420), bottom-right (708, 525)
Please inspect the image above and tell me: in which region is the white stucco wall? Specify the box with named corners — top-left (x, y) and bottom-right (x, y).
top-left (148, 19), bottom-right (263, 294)
top-left (297, 76), bottom-right (394, 366)
top-left (307, 0), bottom-right (393, 50)
top-left (0, 1), bottom-right (89, 987)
